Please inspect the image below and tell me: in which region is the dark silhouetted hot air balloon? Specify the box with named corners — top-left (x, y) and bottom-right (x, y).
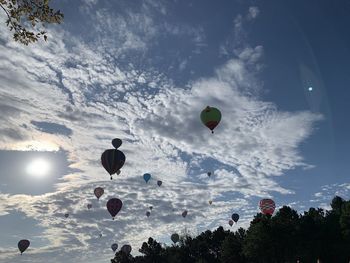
top-left (18, 239), bottom-right (30, 255)
top-left (157, 180), bottom-right (162, 187)
top-left (146, 211), bottom-right (151, 217)
top-left (149, 206), bottom-right (153, 210)
top-left (209, 200), bottom-right (213, 205)
top-left (116, 170), bottom-right (121, 175)
top-left (143, 173), bottom-right (151, 183)
top-left (101, 149), bottom-right (126, 180)
top-left (171, 233), bottom-right (179, 243)
top-left (107, 198), bottom-right (123, 220)
top-left (207, 172), bottom-right (211, 177)
top-left (182, 210), bottom-right (188, 218)
top-left (111, 243), bottom-right (118, 252)
top-left (121, 244), bottom-right (132, 255)
top-left (231, 213), bottom-right (239, 223)
top-left (99, 233), bottom-right (102, 238)
top-left (87, 204), bottom-right (92, 209)
top-left (94, 187), bottom-right (104, 200)
top-left (228, 220), bottom-right (234, 227)
top-left (259, 199), bottom-right (275, 215)
top-left (112, 138), bottom-right (122, 149)
top-left (200, 106), bottom-right (221, 133)
top-left (64, 213), bottom-right (69, 218)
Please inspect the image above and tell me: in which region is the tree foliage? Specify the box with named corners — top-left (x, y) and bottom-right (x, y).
top-left (111, 196), bottom-right (350, 263)
top-left (0, 0), bottom-right (63, 45)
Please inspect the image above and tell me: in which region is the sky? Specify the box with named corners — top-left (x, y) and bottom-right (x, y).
top-left (1, 0), bottom-right (350, 262)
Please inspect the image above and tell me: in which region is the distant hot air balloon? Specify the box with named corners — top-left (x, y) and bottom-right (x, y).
top-left (146, 211), bottom-right (151, 217)
top-left (200, 106), bottom-right (221, 133)
top-left (94, 187), bottom-right (104, 200)
top-left (228, 220), bottom-right (234, 227)
top-left (101, 149), bottom-right (126, 179)
top-left (171, 233), bottom-right (179, 244)
top-left (111, 138), bottom-right (122, 149)
top-left (143, 173), bottom-right (151, 183)
top-left (182, 210), bottom-right (188, 218)
top-left (64, 213), bottom-right (69, 218)
top-left (99, 233), bottom-right (102, 238)
top-left (231, 213), bottom-right (239, 223)
top-left (259, 199), bottom-right (276, 215)
top-left (157, 180), bottom-right (162, 187)
top-left (149, 206), bottom-right (153, 210)
top-left (87, 204), bottom-right (92, 210)
top-left (121, 244), bottom-right (132, 255)
top-left (111, 243), bottom-right (118, 252)
top-left (18, 239), bottom-right (30, 255)
top-left (209, 200), bottom-right (213, 205)
top-left (207, 172), bottom-right (211, 177)
top-left (106, 198), bottom-right (123, 220)
top-left (116, 170), bottom-right (121, 175)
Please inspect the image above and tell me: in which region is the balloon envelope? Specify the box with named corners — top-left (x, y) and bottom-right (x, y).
top-left (107, 198), bottom-right (123, 219)
top-left (149, 206), bottom-right (153, 210)
top-left (207, 172), bottom-right (211, 177)
top-left (18, 239), bottom-right (30, 254)
top-left (87, 204), bottom-right (92, 209)
top-left (200, 106), bottom-right (221, 133)
top-left (64, 213), bottom-right (69, 218)
top-left (259, 199), bottom-right (276, 215)
top-left (228, 220), bottom-right (234, 227)
top-left (182, 210), bottom-right (188, 218)
top-left (94, 187), bottom-right (104, 200)
top-left (171, 233), bottom-right (179, 243)
top-left (111, 243), bottom-right (118, 252)
top-left (111, 138), bottom-right (122, 149)
top-left (101, 149), bottom-right (126, 179)
top-left (121, 244), bottom-right (132, 255)
top-left (231, 213), bottom-right (239, 222)
top-left (209, 200), bottom-right (213, 205)
top-left (157, 180), bottom-right (162, 186)
top-left (146, 211), bottom-right (151, 217)
top-left (143, 173), bottom-right (151, 183)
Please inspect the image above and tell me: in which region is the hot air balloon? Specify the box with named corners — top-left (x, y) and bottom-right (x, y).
top-left (157, 180), bottom-right (162, 187)
top-left (228, 220), bottom-right (234, 227)
top-left (87, 204), bottom-right (92, 210)
top-left (99, 233), bottom-right (102, 238)
top-left (111, 243), bottom-right (118, 252)
top-left (209, 200), bottom-right (213, 205)
top-left (149, 206), bottom-right (153, 210)
top-left (116, 170), bottom-right (121, 175)
top-left (146, 211), bottom-right (151, 217)
top-left (182, 210), bottom-right (188, 218)
top-left (207, 172), bottom-right (211, 177)
top-left (121, 244), bottom-right (132, 255)
top-left (111, 138), bottom-right (122, 149)
top-left (64, 213), bottom-right (69, 218)
top-left (143, 173), bottom-right (151, 183)
top-left (171, 233), bottom-right (179, 244)
top-left (200, 106), bottom-right (221, 133)
top-left (231, 213), bottom-right (239, 223)
top-left (18, 239), bottom-right (30, 255)
top-left (259, 199), bottom-right (276, 215)
top-left (107, 198), bottom-right (123, 220)
top-left (101, 149), bottom-right (126, 180)
top-left (94, 187), bottom-right (104, 200)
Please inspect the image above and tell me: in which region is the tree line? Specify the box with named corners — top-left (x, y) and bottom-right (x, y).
top-left (111, 196), bottom-right (350, 263)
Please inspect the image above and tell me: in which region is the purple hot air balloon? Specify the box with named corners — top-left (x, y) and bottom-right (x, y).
top-left (121, 244), bottom-right (132, 255)
top-left (94, 187), bottom-right (104, 200)
top-left (157, 180), bottom-right (162, 187)
top-left (182, 210), bottom-right (188, 218)
top-left (101, 149), bottom-right (126, 180)
top-left (228, 220), bottom-right (234, 227)
top-left (106, 198), bottom-right (123, 220)
top-left (18, 239), bottom-right (30, 255)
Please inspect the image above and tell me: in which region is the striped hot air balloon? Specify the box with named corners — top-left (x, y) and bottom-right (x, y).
top-left (259, 199), bottom-right (276, 215)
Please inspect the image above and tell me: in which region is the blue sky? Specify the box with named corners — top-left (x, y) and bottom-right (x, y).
top-left (1, 0), bottom-right (350, 262)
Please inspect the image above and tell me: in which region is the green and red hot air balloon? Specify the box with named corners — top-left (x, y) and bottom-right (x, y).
top-left (200, 106), bottom-right (222, 133)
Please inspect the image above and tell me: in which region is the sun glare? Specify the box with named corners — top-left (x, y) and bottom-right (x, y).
top-left (26, 159), bottom-right (51, 178)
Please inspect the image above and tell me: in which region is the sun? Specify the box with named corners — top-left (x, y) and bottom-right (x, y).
top-left (26, 158), bottom-right (51, 178)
